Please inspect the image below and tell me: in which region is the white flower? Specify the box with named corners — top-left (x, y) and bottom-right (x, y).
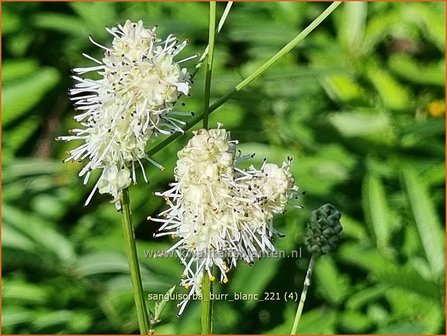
top-left (150, 127), bottom-right (300, 314)
top-left (57, 20), bottom-right (193, 209)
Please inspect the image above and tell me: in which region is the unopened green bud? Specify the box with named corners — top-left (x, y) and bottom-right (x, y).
top-left (304, 203), bottom-right (342, 256)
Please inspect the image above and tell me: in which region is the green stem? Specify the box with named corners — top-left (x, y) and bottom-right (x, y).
top-left (201, 3), bottom-right (216, 334)
top-left (203, 1), bottom-right (217, 129)
top-left (290, 255), bottom-right (316, 335)
top-left (120, 188), bottom-right (150, 335)
top-left (193, 1), bottom-right (233, 77)
top-left (147, 1), bottom-right (341, 158)
top-left (201, 271), bottom-right (213, 334)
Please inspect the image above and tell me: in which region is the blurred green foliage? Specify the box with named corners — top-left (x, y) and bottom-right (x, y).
top-left (2, 2), bottom-right (445, 334)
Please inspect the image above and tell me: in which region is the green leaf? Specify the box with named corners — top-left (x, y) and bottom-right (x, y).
top-left (2, 67), bottom-right (60, 126)
top-left (346, 285), bottom-right (388, 310)
top-left (401, 165), bottom-right (445, 277)
top-left (362, 173), bottom-right (392, 252)
top-left (375, 265), bottom-right (440, 301)
top-left (33, 13), bottom-right (88, 36)
top-left (32, 310), bottom-right (73, 330)
top-left (2, 116), bottom-right (40, 155)
top-left (69, 2), bottom-right (116, 37)
top-left (384, 287), bottom-right (443, 333)
top-left (399, 118), bottom-right (445, 138)
top-left (340, 244), bottom-right (440, 300)
top-left (322, 74), bottom-right (365, 104)
top-left (2, 306), bottom-right (34, 329)
top-left (229, 258), bottom-right (280, 309)
top-left (2, 7), bottom-right (21, 35)
top-left (337, 2), bottom-right (367, 53)
top-left (366, 66), bottom-right (411, 111)
top-left (2, 203), bottom-right (76, 264)
top-left (296, 308), bottom-right (337, 334)
top-left (339, 215), bottom-right (369, 242)
top-left (389, 55), bottom-right (445, 87)
top-left (404, 3), bottom-right (446, 51)
top-left (2, 59), bottom-right (39, 82)
top-left (328, 110), bottom-right (395, 144)
top-left (2, 224), bottom-right (35, 252)
top-left (3, 279), bottom-right (49, 305)
top-left (75, 252), bottom-right (135, 276)
top-left (314, 256), bottom-right (349, 305)
top-left (152, 286), bottom-right (176, 323)
top-left (338, 310), bottom-right (373, 333)
top-left (2, 158), bottom-right (62, 183)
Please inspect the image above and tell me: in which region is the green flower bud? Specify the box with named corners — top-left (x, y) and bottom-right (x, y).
top-left (304, 203), bottom-right (342, 256)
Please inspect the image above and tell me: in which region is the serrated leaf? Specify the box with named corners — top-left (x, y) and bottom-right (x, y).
top-left (153, 286), bottom-right (176, 323)
top-left (340, 244), bottom-right (440, 300)
top-left (362, 173), bottom-right (391, 252)
top-left (375, 265), bottom-right (440, 300)
top-left (401, 165), bottom-right (445, 277)
top-left (315, 256), bottom-right (349, 305)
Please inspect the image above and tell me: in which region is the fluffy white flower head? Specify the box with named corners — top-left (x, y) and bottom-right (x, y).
top-left (58, 20), bottom-right (192, 208)
top-left (151, 127), bottom-right (300, 314)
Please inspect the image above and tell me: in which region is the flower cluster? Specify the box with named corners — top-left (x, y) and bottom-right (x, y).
top-left (151, 127), bottom-right (300, 313)
top-left (58, 20), bottom-right (192, 209)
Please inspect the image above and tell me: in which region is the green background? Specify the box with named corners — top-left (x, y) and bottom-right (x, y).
top-left (2, 1), bottom-right (445, 334)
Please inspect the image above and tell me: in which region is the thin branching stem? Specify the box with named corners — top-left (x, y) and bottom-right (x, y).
top-left (146, 1), bottom-right (341, 158)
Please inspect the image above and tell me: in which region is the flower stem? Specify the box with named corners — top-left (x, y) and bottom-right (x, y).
top-left (147, 1), bottom-right (341, 158)
top-left (193, 1), bottom-right (233, 77)
top-left (203, 1), bottom-right (217, 129)
top-left (120, 188), bottom-right (150, 335)
top-left (201, 3), bottom-right (216, 334)
top-left (201, 272), bottom-right (213, 334)
top-left (290, 255), bottom-right (316, 335)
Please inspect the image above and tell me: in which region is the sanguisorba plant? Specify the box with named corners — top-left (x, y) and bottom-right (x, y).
top-left (58, 20), bottom-right (193, 334)
top-left (59, 2), bottom-right (342, 334)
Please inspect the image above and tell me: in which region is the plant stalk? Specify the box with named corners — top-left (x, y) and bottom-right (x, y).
top-left (203, 1), bottom-right (217, 129)
top-left (201, 3), bottom-right (216, 334)
top-left (290, 255), bottom-right (316, 335)
top-left (147, 1), bottom-right (341, 158)
top-left (120, 188), bottom-right (150, 335)
top-left (193, 1), bottom-right (233, 77)
top-left (201, 272), bottom-right (213, 334)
